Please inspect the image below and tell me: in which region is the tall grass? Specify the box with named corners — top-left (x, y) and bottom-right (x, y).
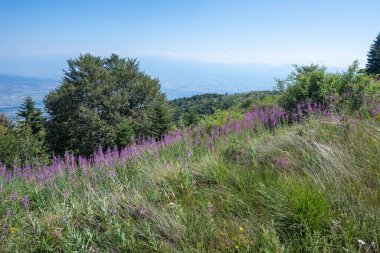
top-left (0, 105), bottom-right (379, 252)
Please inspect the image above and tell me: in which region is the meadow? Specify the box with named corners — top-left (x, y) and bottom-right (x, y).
top-left (1, 100), bottom-right (379, 252)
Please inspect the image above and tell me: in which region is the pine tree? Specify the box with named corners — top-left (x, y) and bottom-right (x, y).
top-left (366, 33), bottom-right (380, 74)
top-left (17, 96), bottom-right (45, 134)
top-left (148, 96), bottom-right (172, 138)
top-left (116, 118), bottom-right (135, 147)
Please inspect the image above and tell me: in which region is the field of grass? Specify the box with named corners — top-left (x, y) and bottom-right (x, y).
top-left (0, 106), bottom-right (379, 252)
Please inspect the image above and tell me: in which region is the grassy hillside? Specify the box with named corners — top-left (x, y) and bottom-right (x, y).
top-left (1, 103), bottom-right (379, 252)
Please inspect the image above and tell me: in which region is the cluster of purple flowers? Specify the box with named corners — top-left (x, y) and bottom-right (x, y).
top-left (0, 102), bottom-right (354, 184)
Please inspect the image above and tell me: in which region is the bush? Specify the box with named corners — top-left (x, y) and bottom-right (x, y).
top-left (277, 61), bottom-right (376, 112)
top-left (0, 125), bottom-right (48, 167)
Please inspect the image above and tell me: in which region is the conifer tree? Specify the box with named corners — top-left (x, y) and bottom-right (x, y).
top-left (17, 96), bottom-right (45, 134)
top-left (148, 96), bottom-right (172, 138)
top-left (366, 33), bottom-right (380, 74)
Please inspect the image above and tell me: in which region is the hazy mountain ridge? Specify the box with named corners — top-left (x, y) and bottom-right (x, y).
top-left (0, 59), bottom-right (295, 118)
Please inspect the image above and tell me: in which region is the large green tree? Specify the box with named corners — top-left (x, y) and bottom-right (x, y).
top-left (17, 96), bottom-right (45, 134)
top-left (366, 33), bottom-right (380, 74)
top-left (44, 54), bottom-right (172, 155)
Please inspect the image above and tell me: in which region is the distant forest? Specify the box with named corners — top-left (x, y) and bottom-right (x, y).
top-left (170, 91), bottom-right (278, 126)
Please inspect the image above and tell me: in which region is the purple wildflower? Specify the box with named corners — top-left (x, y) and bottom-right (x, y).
top-left (62, 189), bottom-right (69, 199)
top-left (10, 192), bottom-right (18, 202)
top-left (21, 195), bottom-right (29, 209)
top-left (208, 204), bottom-right (216, 214)
top-left (276, 158), bottom-right (288, 168)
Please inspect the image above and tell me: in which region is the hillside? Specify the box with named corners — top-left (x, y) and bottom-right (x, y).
top-left (1, 57), bottom-right (380, 252)
top-left (1, 102), bottom-right (379, 252)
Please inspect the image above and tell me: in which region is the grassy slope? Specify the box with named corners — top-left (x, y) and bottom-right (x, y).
top-left (1, 116), bottom-right (379, 252)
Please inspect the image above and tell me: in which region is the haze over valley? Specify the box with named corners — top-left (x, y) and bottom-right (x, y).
top-left (0, 57), bottom-right (296, 118)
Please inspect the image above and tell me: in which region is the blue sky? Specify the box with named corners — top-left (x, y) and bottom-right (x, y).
top-left (0, 0), bottom-right (379, 75)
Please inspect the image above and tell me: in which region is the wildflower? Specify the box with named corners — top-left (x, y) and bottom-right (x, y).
top-left (235, 244), bottom-right (239, 249)
top-left (109, 169), bottom-right (117, 178)
top-left (135, 206), bottom-right (150, 219)
top-left (21, 195), bottom-right (29, 209)
top-left (239, 226), bottom-right (244, 232)
top-left (208, 203), bottom-right (216, 214)
top-left (276, 158), bottom-right (288, 168)
top-left (62, 189), bottom-right (69, 199)
top-left (9, 227), bottom-right (16, 234)
top-left (370, 242), bottom-right (376, 251)
top-left (358, 239), bottom-right (366, 248)
top-left (6, 208), bottom-right (12, 217)
top-left (10, 192), bottom-right (18, 202)
top-left (331, 219), bottom-right (340, 227)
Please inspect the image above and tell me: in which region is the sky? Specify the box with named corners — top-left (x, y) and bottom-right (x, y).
top-left (0, 0), bottom-right (379, 78)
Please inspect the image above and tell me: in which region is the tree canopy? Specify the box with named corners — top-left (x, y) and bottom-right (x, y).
top-left (366, 32), bottom-right (380, 75)
top-left (44, 53), bottom-right (172, 155)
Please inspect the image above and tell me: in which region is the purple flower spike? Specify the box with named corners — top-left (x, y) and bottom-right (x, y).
top-left (276, 158), bottom-right (288, 168)
top-left (21, 195), bottom-right (29, 209)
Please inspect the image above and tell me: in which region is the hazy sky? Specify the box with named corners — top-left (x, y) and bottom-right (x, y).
top-left (0, 0), bottom-right (379, 69)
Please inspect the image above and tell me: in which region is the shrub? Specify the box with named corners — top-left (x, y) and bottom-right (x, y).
top-left (277, 61), bottom-right (375, 112)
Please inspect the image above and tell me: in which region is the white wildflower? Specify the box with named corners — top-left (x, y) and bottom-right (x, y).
top-left (358, 239), bottom-right (366, 248)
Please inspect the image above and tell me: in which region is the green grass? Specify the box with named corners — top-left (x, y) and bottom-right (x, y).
top-left (1, 117), bottom-right (379, 252)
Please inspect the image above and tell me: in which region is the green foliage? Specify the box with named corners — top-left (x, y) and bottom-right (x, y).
top-left (0, 125), bottom-right (47, 167)
top-left (278, 61), bottom-right (375, 111)
top-left (170, 91), bottom-right (278, 126)
top-left (366, 32), bottom-right (380, 74)
top-left (147, 95), bottom-right (173, 138)
top-left (183, 107), bottom-right (199, 126)
top-left (277, 64), bottom-right (328, 110)
top-left (201, 109), bottom-right (242, 129)
top-left (44, 53), bottom-right (172, 155)
top-left (17, 96), bottom-right (45, 134)
top-left (116, 118), bottom-right (135, 147)
top-left (259, 179), bottom-right (331, 236)
top-left (1, 116), bottom-right (379, 252)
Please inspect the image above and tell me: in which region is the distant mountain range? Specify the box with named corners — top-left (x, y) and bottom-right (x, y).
top-left (0, 57), bottom-right (296, 119)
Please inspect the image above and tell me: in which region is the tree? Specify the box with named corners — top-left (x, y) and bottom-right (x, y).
top-left (115, 118), bottom-right (135, 147)
top-left (366, 33), bottom-right (380, 75)
top-left (44, 54), bottom-right (172, 155)
top-left (148, 95), bottom-right (172, 138)
top-left (184, 107), bottom-right (199, 126)
top-left (17, 96), bottom-right (45, 134)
